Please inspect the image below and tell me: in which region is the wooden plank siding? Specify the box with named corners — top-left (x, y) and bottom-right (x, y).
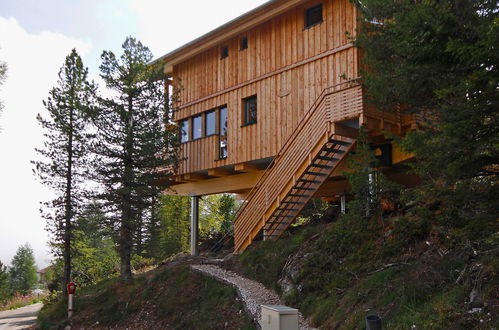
top-left (173, 0), bottom-right (359, 176)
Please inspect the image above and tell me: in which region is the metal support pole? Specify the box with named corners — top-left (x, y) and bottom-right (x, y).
top-left (190, 196), bottom-right (200, 256)
top-left (340, 194), bottom-right (347, 214)
top-left (68, 294), bottom-right (74, 318)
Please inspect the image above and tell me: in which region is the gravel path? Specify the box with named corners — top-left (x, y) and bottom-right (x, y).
top-left (191, 264), bottom-right (315, 329)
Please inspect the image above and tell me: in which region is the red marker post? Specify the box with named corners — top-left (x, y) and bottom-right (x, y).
top-left (67, 282), bottom-right (77, 318)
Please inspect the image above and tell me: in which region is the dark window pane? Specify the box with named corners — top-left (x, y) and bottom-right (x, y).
top-left (305, 4), bottom-right (323, 28)
top-left (240, 37), bottom-right (248, 50)
top-left (221, 46), bottom-right (229, 59)
top-left (244, 95), bottom-right (257, 125)
top-left (205, 110), bottom-right (216, 136)
top-left (180, 120), bottom-right (189, 143)
top-left (219, 106), bottom-right (228, 159)
top-left (192, 115), bottom-right (202, 139)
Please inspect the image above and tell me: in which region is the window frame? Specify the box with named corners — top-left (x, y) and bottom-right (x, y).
top-left (240, 37), bottom-right (248, 51)
top-left (180, 119), bottom-right (190, 143)
top-left (219, 105), bottom-right (228, 160)
top-left (205, 109), bottom-right (217, 137)
top-left (242, 95), bottom-right (258, 127)
top-left (220, 46), bottom-right (229, 59)
top-left (191, 114), bottom-right (203, 140)
top-left (304, 3), bottom-right (323, 29)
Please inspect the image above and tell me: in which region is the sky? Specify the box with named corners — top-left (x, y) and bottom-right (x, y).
top-left (0, 0), bottom-right (268, 269)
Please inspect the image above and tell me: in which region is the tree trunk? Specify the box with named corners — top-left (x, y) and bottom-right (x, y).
top-left (63, 105), bottom-right (74, 294)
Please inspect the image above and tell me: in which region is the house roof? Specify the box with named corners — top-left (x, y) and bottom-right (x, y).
top-left (154, 0), bottom-right (309, 74)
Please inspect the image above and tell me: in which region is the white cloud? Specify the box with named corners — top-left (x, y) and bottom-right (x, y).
top-left (0, 17), bottom-right (92, 268)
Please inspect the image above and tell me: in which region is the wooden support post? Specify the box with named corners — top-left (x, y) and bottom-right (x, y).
top-left (190, 196), bottom-right (200, 256)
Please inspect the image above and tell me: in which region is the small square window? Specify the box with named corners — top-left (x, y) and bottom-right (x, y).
top-left (243, 95), bottom-right (257, 126)
top-left (240, 37), bottom-right (248, 50)
top-left (305, 4), bottom-right (323, 28)
top-left (192, 115), bottom-right (202, 139)
top-left (180, 119), bottom-right (189, 143)
top-left (221, 46), bottom-right (229, 59)
top-left (205, 110), bottom-right (216, 136)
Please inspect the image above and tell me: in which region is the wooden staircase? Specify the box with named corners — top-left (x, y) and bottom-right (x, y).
top-left (233, 81), bottom-right (363, 253)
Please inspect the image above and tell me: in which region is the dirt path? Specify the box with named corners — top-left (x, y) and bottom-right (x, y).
top-left (0, 303), bottom-right (43, 330)
top-left (192, 264), bottom-right (316, 330)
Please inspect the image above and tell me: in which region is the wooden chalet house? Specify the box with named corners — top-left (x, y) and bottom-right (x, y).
top-left (156, 0), bottom-right (418, 254)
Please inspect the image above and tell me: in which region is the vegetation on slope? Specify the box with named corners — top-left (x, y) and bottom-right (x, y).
top-left (37, 264), bottom-right (255, 329)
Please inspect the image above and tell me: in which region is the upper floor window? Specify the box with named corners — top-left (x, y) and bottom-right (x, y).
top-left (205, 110), bottom-right (216, 136)
top-left (192, 115), bottom-right (202, 139)
top-left (240, 37), bottom-right (248, 51)
top-left (221, 46), bottom-right (229, 59)
top-left (180, 119), bottom-right (189, 143)
top-left (243, 95), bottom-right (257, 126)
top-left (305, 4), bottom-right (323, 29)
top-left (219, 106), bottom-right (228, 159)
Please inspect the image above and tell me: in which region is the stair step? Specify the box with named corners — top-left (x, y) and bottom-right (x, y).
top-left (310, 164), bottom-right (333, 169)
top-left (304, 171), bottom-right (327, 176)
top-left (281, 201), bottom-right (305, 205)
top-left (292, 187), bottom-right (315, 191)
top-left (276, 208), bottom-right (299, 212)
top-left (316, 155), bottom-right (339, 161)
top-left (272, 214), bottom-right (293, 218)
top-left (298, 179), bottom-right (321, 184)
top-left (322, 147), bottom-right (345, 154)
top-left (330, 139), bottom-right (351, 146)
top-left (288, 193), bottom-right (310, 197)
top-left (264, 227), bottom-right (285, 232)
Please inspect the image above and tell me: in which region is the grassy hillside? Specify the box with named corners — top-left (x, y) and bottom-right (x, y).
top-left (37, 264), bottom-right (255, 329)
top-left (225, 211), bottom-right (499, 329)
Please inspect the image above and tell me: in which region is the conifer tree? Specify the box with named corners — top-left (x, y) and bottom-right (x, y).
top-left (354, 0), bottom-right (498, 230)
top-left (0, 260), bottom-right (10, 303)
top-left (33, 49), bottom-right (95, 293)
top-left (92, 37), bottom-right (178, 280)
top-left (9, 244), bottom-right (38, 295)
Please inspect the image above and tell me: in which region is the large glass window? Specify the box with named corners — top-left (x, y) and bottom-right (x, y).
top-left (205, 110), bottom-right (216, 136)
top-left (219, 106), bottom-right (228, 159)
top-left (192, 115), bottom-right (202, 139)
top-left (180, 119), bottom-right (189, 143)
top-left (243, 95), bottom-right (257, 126)
top-left (305, 4), bottom-right (323, 28)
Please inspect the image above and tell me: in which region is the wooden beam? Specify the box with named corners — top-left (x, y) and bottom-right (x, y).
top-left (181, 173), bottom-right (210, 182)
top-left (208, 168), bottom-right (233, 177)
top-left (164, 170), bottom-right (264, 196)
top-left (235, 163), bottom-right (259, 173)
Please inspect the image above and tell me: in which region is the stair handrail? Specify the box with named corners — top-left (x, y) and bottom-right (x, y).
top-left (234, 79), bottom-right (361, 221)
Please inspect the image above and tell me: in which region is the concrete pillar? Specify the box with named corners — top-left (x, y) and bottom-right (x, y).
top-left (340, 194), bottom-right (347, 214)
top-left (190, 196), bottom-right (200, 256)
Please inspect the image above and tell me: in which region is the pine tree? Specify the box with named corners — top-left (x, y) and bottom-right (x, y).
top-left (353, 0), bottom-right (498, 232)
top-left (92, 37), bottom-right (178, 279)
top-left (9, 244), bottom-right (38, 295)
top-left (0, 260), bottom-right (10, 303)
top-left (33, 49), bottom-right (95, 293)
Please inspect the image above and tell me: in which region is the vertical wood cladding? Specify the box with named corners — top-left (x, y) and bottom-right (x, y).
top-left (173, 0), bottom-right (360, 175)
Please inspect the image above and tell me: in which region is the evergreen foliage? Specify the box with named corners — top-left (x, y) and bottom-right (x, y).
top-left (91, 37), bottom-right (179, 279)
top-left (354, 0), bottom-right (498, 236)
top-left (0, 260), bottom-right (10, 303)
top-left (33, 49), bottom-right (95, 293)
top-left (9, 243), bottom-right (38, 295)
top-left (144, 195), bottom-right (191, 261)
top-left (199, 194), bottom-right (239, 237)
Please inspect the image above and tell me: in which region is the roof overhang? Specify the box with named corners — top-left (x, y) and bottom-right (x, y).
top-left (153, 0), bottom-right (310, 74)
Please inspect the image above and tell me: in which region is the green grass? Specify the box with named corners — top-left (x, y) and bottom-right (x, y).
top-left (37, 265), bottom-right (256, 329)
top-left (233, 212), bottom-right (499, 329)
